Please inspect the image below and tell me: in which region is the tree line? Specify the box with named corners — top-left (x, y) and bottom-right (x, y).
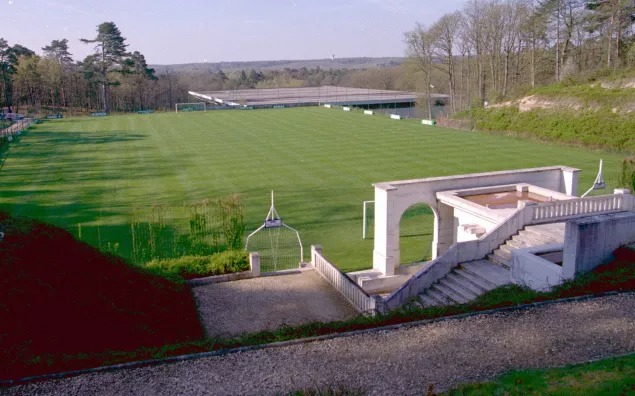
top-left (405, 0), bottom-right (635, 116)
top-left (1, 22), bottom-right (165, 115)
top-left (0, 21), bottom-right (382, 115)
top-left (2, 3), bottom-right (634, 117)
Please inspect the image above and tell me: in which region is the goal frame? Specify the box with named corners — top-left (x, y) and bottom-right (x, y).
top-left (175, 102), bottom-right (207, 113)
top-left (244, 191), bottom-right (304, 270)
top-left (362, 200), bottom-right (374, 239)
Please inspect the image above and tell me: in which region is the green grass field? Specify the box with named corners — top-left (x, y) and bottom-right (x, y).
top-left (0, 107), bottom-right (626, 271)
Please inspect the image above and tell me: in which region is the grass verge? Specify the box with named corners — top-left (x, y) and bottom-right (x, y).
top-left (441, 353), bottom-right (635, 396)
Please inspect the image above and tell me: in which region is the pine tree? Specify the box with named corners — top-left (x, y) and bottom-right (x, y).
top-left (0, 39), bottom-right (16, 113)
top-left (126, 51), bottom-right (157, 110)
top-left (81, 22), bottom-right (128, 113)
top-left (0, 40), bottom-right (33, 113)
top-left (42, 39), bottom-right (73, 110)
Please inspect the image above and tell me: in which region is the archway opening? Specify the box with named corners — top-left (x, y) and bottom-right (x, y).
top-left (399, 203), bottom-right (435, 264)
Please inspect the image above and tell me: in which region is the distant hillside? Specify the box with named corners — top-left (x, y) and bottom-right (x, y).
top-left (152, 57), bottom-right (405, 73)
top-left (455, 71), bottom-right (635, 153)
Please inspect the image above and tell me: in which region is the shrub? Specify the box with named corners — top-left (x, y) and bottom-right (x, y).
top-left (209, 249), bottom-right (250, 273)
top-left (143, 250), bottom-right (249, 282)
top-left (618, 157), bottom-right (635, 191)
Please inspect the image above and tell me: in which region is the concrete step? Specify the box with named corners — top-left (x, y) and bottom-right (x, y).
top-left (509, 235), bottom-right (539, 248)
top-left (417, 259), bottom-right (513, 308)
top-left (453, 266), bottom-right (498, 292)
top-left (446, 272), bottom-right (489, 295)
top-left (499, 244), bottom-right (516, 256)
top-left (507, 237), bottom-right (531, 249)
top-left (433, 283), bottom-right (470, 304)
top-left (487, 252), bottom-right (511, 268)
top-left (439, 277), bottom-right (479, 300)
top-left (418, 293), bottom-right (441, 307)
top-left (524, 224), bottom-right (565, 242)
top-left (461, 259), bottom-right (511, 286)
top-left (491, 248), bottom-right (511, 261)
top-left (426, 287), bottom-right (456, 305)
top-left (516, 231), bottom-right (559, 247)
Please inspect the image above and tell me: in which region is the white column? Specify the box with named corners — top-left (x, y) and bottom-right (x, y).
top-left (433, 203), bottom-right (455, 258)
top-left (561, 167), bottom-right (580, 196)
top-left (372, 187), bottom-right (398, 276)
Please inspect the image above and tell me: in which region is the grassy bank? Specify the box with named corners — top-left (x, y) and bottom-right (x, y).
top-left (466, 106), bottom-right (635, 153)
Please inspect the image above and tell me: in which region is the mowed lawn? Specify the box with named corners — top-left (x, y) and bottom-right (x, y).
top-left (0, 107), bottom-right (626, 271)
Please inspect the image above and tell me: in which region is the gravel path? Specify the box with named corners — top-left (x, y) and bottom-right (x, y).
top-left (5, 293), bottom-right (635, 395)
top-left (192, 270), bottom-right (359, 337)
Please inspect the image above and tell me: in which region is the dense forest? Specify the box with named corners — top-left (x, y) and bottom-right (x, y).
top-left (1, 0), bottom-right (634, 116)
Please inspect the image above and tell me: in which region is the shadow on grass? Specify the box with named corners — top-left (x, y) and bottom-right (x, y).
top-left (28, 130), bottom-right (147, 146)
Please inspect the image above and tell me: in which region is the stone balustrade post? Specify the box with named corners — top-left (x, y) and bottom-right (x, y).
top-left (249, 252), bottom-right (260, 277)
top-left (518, 200), bottom-right (538, 224)
top-left (311, 245), bottom-right (322, 266)
top-left (614, 189), bottom-right (633, 211)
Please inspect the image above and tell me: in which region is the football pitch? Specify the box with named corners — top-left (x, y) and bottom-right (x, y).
top-left (0, 107), bottom-right (625, 272)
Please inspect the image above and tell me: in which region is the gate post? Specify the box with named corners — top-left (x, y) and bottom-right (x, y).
top-left (249, 252), bottom-right (261, 277)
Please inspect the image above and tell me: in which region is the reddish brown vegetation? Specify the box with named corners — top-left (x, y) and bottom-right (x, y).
top-left (555, 246), bottom-right (635, 295)
top-left (0, 213), bottom-right (204, 380)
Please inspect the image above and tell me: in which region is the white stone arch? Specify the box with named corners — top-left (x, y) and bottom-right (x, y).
top-left (397, 201), bottom-right (439, 264)
top-left (371, 166), bottom-right (580, 276)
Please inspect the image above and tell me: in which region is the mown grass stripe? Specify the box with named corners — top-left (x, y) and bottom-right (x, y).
top-left (0, 108), bottom-right (625, 271)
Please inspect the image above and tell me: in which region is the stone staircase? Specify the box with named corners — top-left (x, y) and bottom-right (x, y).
top-left (415, 223), bottom-right (566, 308)
top-left (487, 222), bottom-right (566, 268)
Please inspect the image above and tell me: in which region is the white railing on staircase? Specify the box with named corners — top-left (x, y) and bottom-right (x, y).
top-left (379, 191), bottom-right (634, 313)
top-left (311, 245), bottom-right (377, 314)
top-left (531, 194), bottom-right (628, 223)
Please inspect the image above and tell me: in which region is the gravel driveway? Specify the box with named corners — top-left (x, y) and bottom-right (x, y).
top-left (192, 269), bottom-right (359, 337)
top-left (5, 293), bottom-right (635, 395)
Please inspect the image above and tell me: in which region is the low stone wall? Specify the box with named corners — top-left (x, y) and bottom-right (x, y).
top-left (512, 244), bottom-right (564, 291)
top-left (563, 211), bottom-right (635, 278)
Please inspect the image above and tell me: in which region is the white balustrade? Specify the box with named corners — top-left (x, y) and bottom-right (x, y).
top-left (532, 194), bottom-right (626, 223)
top-left (312, 247), bottom-right (376, 314)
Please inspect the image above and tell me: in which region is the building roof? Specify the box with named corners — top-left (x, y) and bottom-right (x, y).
top-left (189, 86), bottom-right (449, 108)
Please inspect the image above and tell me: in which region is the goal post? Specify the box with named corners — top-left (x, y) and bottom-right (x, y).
top-left (245, 191), bottom-right (304, 272)
top-left (362, 200), bottom-right (374, 239)
top-left (175, 102), bottom-right (206, 113)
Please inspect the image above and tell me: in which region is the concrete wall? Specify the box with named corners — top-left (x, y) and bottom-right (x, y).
top-left (563, 211), bottom-right (635, 278)
top-left (512, 244), bottom-right (564, 291)
top-left (372, 166), bottom-right (580, 275)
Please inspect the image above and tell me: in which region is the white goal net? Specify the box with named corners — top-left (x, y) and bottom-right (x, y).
top-left (245, 191), bottom-right (304, 272)
top-left (175, 102), bottom-right (206, 112)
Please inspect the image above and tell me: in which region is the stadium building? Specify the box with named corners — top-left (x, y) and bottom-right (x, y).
top-left (188, 86), bottom-right (450, 119)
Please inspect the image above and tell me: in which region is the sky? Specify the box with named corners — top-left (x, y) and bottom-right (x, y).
top-left (1, 0), bottom-right (466, 65)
